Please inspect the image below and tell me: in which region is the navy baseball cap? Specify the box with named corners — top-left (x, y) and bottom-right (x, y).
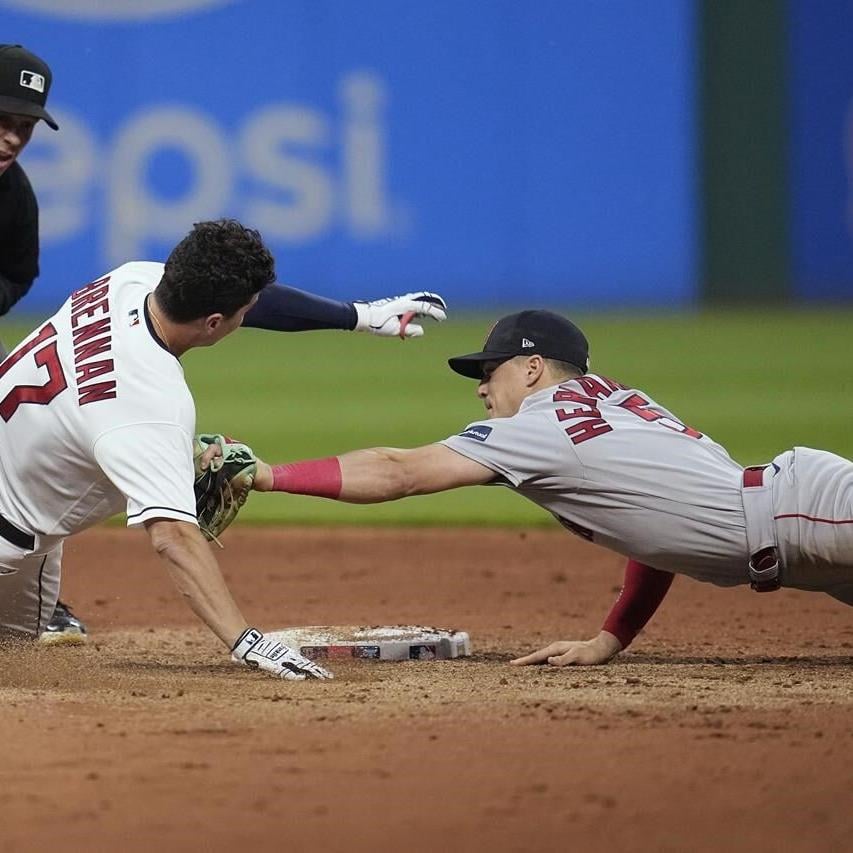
top-left (0, 45), bottom-right (58, 130)
top-left (448, 310), bottom-right (590, 380)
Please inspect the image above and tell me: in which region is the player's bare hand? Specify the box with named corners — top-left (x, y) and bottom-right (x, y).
top-left (232, 628), bottom-right (333, 680)
top-left (353, 292), bottom-right (448, 338)
top-left (197, 442), bottom-right (222, 471)
top-left (195, 434), bottom-right (247, 471)
top-left (510, 631), bottom-right (622, 667)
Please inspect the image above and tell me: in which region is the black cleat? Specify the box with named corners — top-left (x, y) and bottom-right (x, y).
top-left (39, 600), bottom-right (87, 646)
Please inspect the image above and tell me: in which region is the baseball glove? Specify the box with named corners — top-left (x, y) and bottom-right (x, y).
top-left (193, 434), bottom-right (257, 546)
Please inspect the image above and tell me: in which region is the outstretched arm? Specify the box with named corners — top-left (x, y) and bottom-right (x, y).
top-left (145, 518), bottom-right (249, 647)
top-left (254, 443), bottom-right (496, 502)
top-left (242, 284), bottom-right (356, 332)
top-left (243, 284), bottom-right (447, 338)
top-left (144, 518), bottom-right (331, 680)
top-left (601, 559), bottom-right (674, 648)
top-left (511, 559), bottom-right (674, 667)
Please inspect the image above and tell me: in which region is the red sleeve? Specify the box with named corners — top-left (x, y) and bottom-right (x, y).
top-left (270, 457), bottom-right (342, 498)
top-left (601, 559), bottom-right (674, 649)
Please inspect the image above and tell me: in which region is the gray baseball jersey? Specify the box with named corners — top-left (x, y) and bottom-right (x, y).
top-left (442, 374), bottom-right (750, 586)
top-left (442, 374), bottom-right (853, 599)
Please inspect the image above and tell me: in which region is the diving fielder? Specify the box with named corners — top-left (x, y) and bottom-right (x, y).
top-left (253, 310), bottom-right (853, 666)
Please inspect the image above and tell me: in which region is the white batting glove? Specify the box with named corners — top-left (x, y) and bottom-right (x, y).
top-left (353, 292), bottom-right (448, 338)
top-left (231, 628), bottom-right (333, 680)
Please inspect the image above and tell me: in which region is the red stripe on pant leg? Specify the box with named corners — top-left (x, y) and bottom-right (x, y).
top-left (774, 514), bottom-right (853, 524)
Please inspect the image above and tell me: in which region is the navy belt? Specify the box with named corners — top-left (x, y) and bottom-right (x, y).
top-left (0, 512), bottom-right (35, 551)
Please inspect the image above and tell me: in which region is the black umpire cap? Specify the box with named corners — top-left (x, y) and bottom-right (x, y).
top-left (448, 310), bottom-right (590, 380)
top-left (0, 44), bottom-right (58, 130)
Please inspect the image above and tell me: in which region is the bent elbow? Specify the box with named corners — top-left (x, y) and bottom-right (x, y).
top-left (147, 519), bottom-right (196, 559)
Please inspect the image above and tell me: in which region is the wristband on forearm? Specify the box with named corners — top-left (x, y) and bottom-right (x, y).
top-left (601, 559), bottom-right (674, 649)
top-left (231, 627), bottom-right (263, 658)
top-left (270, 457), bottom-right (343, 499)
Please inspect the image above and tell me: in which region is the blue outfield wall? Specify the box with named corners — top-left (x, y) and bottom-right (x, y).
top-left (787, 0), bottom-right (853, 300)
top-left (3, 0), bottom-right (698, 312)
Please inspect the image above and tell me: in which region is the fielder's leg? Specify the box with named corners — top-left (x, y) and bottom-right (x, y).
top-left (772, 447), bottom-right (853, 596)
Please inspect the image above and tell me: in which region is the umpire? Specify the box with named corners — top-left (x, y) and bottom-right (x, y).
top-left (0, 44), bottom-right (85, 643)
top-left (0, 44), bottom-right (57, 344)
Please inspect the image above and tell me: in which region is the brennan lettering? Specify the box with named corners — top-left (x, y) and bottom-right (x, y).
top-left (73, 336), bottom-right (111, 364)
top-left (78, 381), bottom-right (118, 406)
top-left (69, 278), bottom-right (110, 329)
top-left (70, 276), bottom-right (117, 406)
top-left (75, 359), bottom-right (114, 385)
top-left (72, 317), bottom-right (111, 348)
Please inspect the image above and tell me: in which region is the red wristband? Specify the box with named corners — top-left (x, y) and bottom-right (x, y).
top-left (271, 457), bottom-right (342, 499)
top-left (602, 559), bottom-right (674, 649)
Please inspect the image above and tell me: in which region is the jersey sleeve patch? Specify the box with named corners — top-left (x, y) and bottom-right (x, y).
top-left (458, 424), bottom-right (493, 442)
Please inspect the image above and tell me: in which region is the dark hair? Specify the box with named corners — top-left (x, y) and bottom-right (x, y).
top-left (543, 357), bottom-right (585, 379)
top-left (507, 355), bottom-right (585, 380)
top-left (155, 220), bottom-right (276, 322)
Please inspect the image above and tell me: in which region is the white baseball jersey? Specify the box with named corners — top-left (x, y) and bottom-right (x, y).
top-left (442, 374), bottom-right (750, 586)
top-left (0, 261), bottom-right (198, 553)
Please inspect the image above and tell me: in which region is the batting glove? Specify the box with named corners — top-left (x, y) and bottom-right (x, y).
top-left (353, 292), bottom-right (448, 338)
top-left (231, 628), bottom-right (333, 680)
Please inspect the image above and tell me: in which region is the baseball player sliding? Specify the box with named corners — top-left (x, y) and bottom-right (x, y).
top-left (0, 219), bottom-right (445, 679)
top-left (0, 44), bottom-right (446, 647)
top-left (13, 237), bottom-right (444, 647)
top-left (250, 310), bottom-right (853, 667)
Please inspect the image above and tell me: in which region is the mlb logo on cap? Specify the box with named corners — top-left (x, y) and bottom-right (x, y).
top-left (0, 44), bottom-right (58, 130)
top-left (19, 70), bottom-right (45, 93)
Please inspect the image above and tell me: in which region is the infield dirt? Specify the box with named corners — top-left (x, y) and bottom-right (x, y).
top-left (1, 527), bottom-right (851, 853)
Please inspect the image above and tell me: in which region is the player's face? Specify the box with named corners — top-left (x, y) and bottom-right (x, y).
top-left (0, 113), bottom-right (37, 176)
top-left (477, 358), bottom-right (527, 418)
